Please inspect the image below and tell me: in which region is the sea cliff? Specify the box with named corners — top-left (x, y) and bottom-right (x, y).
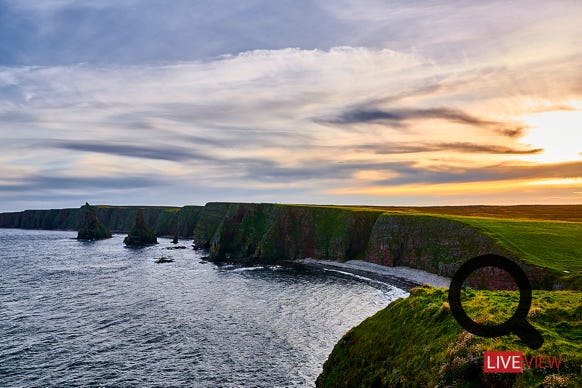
top-left (193, 203), bottom-right (574, 290)
top-left (0, 205), bottom-right (203, 237)
top-left (1, 202), bottom-right (580, 289)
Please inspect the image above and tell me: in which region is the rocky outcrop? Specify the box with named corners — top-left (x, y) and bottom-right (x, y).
top-left (123, 209), bottom-right (158, 246)
top-left (76, 203), bottom-right (112, 240)
top-left (154, 257), bottom-right (174, 263)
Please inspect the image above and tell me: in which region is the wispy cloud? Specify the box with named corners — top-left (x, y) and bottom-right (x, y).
top-left (326, 107), bottom-right (527, 137)
top-left (364, 142), bottom-right (543, 155)
top-left (0, 174), bottom-right (158, 193)
top-left (0, 1), bottom-right (581, 210)
top-left (53, 141), bottom-right (215, 162)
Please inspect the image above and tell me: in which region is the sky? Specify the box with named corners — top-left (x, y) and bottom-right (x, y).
top-left (1, 0), bottom-right (581, 211)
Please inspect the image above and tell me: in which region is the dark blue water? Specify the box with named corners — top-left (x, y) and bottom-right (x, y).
top-left (0, 229), bottom-right (407, 387)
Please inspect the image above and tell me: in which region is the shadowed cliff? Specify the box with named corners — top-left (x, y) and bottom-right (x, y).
top-left (0, 205), bottom-right (203, 237)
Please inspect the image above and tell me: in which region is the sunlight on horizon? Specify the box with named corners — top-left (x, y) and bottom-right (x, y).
top-left (519, 103), bottom-right (582, 163)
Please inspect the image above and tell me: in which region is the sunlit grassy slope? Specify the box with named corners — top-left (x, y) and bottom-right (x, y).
top-left (354, 204), bottom-right (582, 223)
top-left (317, 286), bottom-right (582, 387)
top-left (416, 215), bottom-right (582, 289)
top-left (302, 204), bottom-right (582, 282)
top-left (450, 217), bottom-right (582, 272)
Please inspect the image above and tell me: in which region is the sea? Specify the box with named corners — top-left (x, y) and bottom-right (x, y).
top-left (0, 229), bottom-right (408, 387)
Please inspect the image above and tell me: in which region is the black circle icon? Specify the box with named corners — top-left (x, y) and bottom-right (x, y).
top-left (448, 254), bottom-right (544, 350)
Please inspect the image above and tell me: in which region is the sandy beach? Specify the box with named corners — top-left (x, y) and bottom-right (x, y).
top-left (298, 258), bottom-right (451, 291)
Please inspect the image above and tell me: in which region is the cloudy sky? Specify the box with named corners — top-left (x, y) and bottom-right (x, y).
top-left (1, 0), bottom-right (581, 211)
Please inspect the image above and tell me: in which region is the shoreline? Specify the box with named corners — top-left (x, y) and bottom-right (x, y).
top-left (296, 258), bottom-right (451, 291)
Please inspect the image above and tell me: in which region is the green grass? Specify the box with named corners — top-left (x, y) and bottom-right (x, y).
top-left (427, 214), bottom-right (582, 288)
top-left (318, 286), bottom-right (582, 387)
top-left (449, 217), bottom-right (582, 273)
top-left (339, 204), bottom-right (582, 222)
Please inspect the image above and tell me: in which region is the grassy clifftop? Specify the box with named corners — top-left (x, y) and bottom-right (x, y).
top-left (317, 286), bottom-right (582, 387)
top-left (452, 216), bottom-right (582, 287)
top-left (348, 204), bottom-right (582, 223)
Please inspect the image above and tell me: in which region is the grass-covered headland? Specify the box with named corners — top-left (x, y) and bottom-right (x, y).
top-left (317, 286), bottom-right (581, 387)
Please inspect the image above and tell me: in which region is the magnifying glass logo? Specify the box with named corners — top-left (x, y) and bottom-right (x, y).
top-left (448, 254), bottom-right (544, 350)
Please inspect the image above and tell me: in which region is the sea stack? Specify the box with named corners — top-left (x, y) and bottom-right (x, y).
top-left (77, 203), bottom-right (112, 240)
top-left (123, 208), bottom-right (158, 246)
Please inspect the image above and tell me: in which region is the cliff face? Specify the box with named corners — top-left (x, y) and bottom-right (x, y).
top-left (365, 214), bottom-right (506, 273)
top-left (0, 205), bottom-right (203, 237)
top-left (205, 203), bottom-right (382, 263)
top-left (192, 202), bottom-right (233, 247)
top-left (91, 206), bottom-right (181, 234)
top-left (362, 214), bottom-right (558, 290)
top-left (0, 208), bottom-right (81, 230)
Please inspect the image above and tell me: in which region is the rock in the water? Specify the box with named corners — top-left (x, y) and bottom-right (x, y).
top-left (123, 208), bottom-right (158, 246)
top-left (166, 246), bottom-right (187, 250)
top-left (77, 203), bottom-right (112, 240)
top-left (192, 242), bottom-right (209, 251)
top-left (154, 257), bottom-right (174, 263)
